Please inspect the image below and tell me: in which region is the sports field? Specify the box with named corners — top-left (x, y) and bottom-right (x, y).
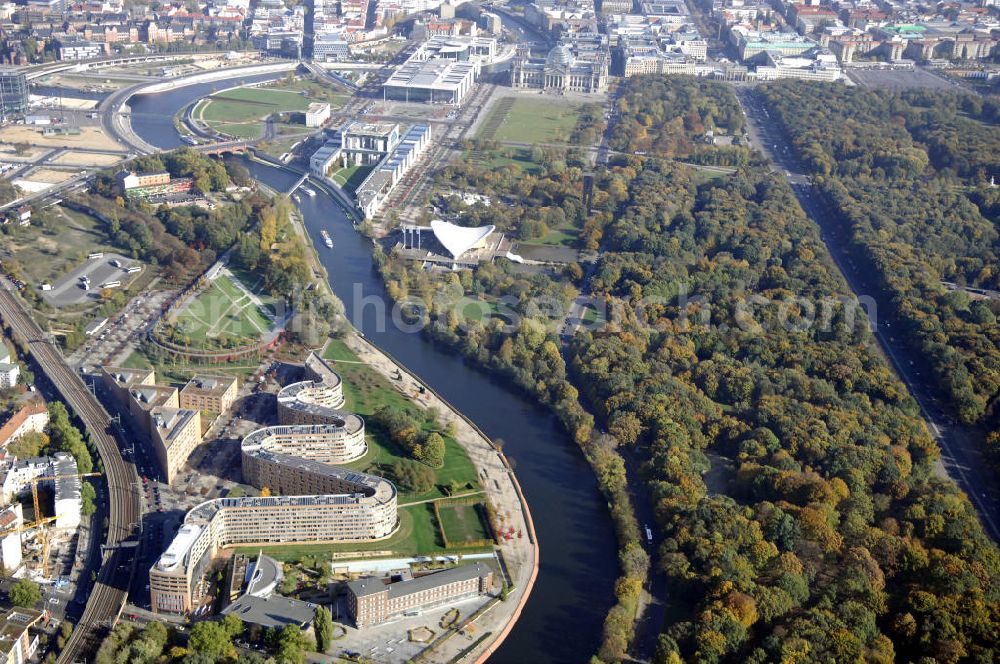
top-left (173, 271), bottom-right (276, 343)
top-left (477, 97), bottom-right (584, 144)
top-left (437, 501), bottom-right (491, 545)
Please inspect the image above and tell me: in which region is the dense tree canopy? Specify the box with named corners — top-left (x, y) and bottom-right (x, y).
top-left (609, 75), bottom-right (750, 166)
top-left (759, 81), bottom-right (1000, 428)
top-left (569, 76), bottom-right (1000, 663)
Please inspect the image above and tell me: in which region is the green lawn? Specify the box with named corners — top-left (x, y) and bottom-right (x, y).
top-left (322, 339), bottom-right (481, 503)
top-left (198, 86), bottom-right (313, 140)
top-left (262, 76), bottom-right (352, 106)
top-left (202, 87), bottom-right (311, 122)
top-left (211, 122), bottom-right (263, 140)
top-left (457, 298), bottom-right (499, 324)
top-left (257, 135), bottom-right (308, 160)
top-left (437, 501), bottom-right (491, 544)
top-left (687, 164), bottom-right (734, 185)
top-left (331, 164), bottom-right (373, 192)
top-left (171, 273), bottom-right (275, 345)
top-left (581, 303), bottom-right (606, 325)
top-left (322, 338), bottom-right (358, 362)
top-left (452, 298), bottom-right (518, 327)
top-left (478, 98), bottom-right (584, 144)
top-left (519, 224), bottom-right (579, 248)
top-left (463, 148), bottom-right (542, 176)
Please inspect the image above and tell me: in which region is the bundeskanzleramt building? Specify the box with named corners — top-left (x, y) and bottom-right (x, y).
top-left (347, 563), bottom-right (494, 628)
top-left (179, 374), bottom-right (239, 414)
top-left (150, 489), bottom-right (398, 614)
top-left (354, 124), bottom-right (432, 218)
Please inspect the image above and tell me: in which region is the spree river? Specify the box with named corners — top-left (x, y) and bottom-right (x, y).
top-left (129, 81), bottom-right (618, 662)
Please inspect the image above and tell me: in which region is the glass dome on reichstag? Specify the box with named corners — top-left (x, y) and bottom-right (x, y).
top-left (546, 45), bottom-right (574, 69)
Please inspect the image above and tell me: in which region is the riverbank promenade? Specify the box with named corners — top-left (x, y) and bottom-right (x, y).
top-left (331, 333), bottom-right (538, 663)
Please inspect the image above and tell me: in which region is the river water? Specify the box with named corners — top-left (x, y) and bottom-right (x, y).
top-left (129, 80), bottom-right (619, 663)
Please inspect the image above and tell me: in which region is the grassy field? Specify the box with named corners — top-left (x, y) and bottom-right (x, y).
top-left (437, 501), bottom-right (491, 545)
top-left (172, 272), bottom-right (275, 344)
top-left (331, 164), bottom-right (373, 192)
top-left (202, 88), bottom-right (311, 122)
top-left (463, 147), bottom-right (542, 177)
top-left (518, 223), bottom-right (579, 248)
top-left (198, 87), bottom-right (312, 139)
top-left (453, 298), bottom-right (521, 327)
top-left (4, 207), bottom-right (120, 290)
top-left (257, 135), bottom-right (308, 160)
top-left (477, 97), bottom-right (584, 144)
top-left (687, 164), bottom-right (734, 185)
top-left (581, 303), bottom-right (606, 325)
top-left (322, 338), bottom-right (359, 362)
top-left (215, 122), bottom-right (263, 140)
top-left (322, 339), bottom-right (481, 504)
top-left (263, 76), bottom-right (352, 106)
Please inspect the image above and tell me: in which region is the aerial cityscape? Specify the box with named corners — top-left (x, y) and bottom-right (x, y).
top-left (0, 0), bottom-right (997, 659)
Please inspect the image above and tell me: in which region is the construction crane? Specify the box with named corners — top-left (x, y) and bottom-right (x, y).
top-left (29, 472), bottom-right (102, 525)
top-left (27, 473), bottom-right (100, 579)
top-left (0, 515), bottom-right (58, 538)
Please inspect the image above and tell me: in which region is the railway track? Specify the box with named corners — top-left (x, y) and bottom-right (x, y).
top-left (0, 285), bottom-right (141, 663)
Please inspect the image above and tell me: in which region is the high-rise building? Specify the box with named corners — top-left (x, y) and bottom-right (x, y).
top-left (0, 68), bottom-right (27, 116)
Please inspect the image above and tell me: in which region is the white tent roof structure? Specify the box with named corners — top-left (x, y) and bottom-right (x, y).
top-left (430, 219), bottom-right (496, 259)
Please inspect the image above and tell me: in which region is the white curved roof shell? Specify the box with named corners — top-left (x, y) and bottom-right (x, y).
top-left (430, 219), bottom-right (495, 259)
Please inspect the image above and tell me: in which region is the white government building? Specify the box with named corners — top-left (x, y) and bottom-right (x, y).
top-left (310, 120), bottom-right (434, 218)
top-left (382, 36), bottom-right (496, 105)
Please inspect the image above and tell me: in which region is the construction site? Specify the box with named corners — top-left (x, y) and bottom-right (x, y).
top-left (0, 452), bottom-right (97, 584)
top-left (0, 399), bottom-right (98, 611)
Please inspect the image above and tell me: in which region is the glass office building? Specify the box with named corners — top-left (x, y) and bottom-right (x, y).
top-left (0, 69), bottom-right (28, 116)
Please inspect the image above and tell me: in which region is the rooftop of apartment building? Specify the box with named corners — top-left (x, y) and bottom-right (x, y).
top-left (0, 607), bottom-right (43, 658)
top-left (180, 374), bottom-right (237, 399)
top-left (150, 407), bottom-right (199, 446)
top-left (130, 384), bottom-right (177, 410)
top-left (102, 365), bottom-right (155, 389)
top-left (244, 449), bottom-right (394, 501)
top-left (0, 402), bottom-right (47, 447)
